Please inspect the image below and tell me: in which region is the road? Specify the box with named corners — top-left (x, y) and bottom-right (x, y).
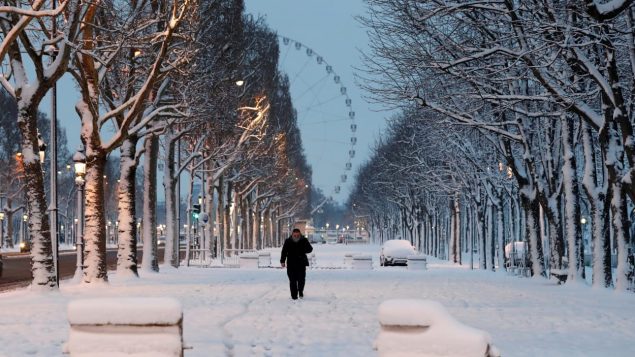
top-left (0, 247), bottom-right (171, 291)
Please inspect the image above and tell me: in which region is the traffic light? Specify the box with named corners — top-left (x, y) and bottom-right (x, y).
top-left (192, 204), bottom-right (201, 219)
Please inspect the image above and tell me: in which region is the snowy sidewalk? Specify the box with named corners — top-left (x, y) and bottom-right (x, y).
top-left (0, 244), bottom-right (634, 356)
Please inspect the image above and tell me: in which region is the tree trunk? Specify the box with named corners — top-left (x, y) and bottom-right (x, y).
top-left (82, 142), bottom-right (108, 284)
top-left (466, 202), bottom-right (473, 269)
top-left (240, 196), bottom-right (248, 249)
top-left (245, 195), bottom-right (252, 249)
top-left (3, 199), bottom-right (14, 248)
top-left (232, 190), bottom-right (239, 251)
top-left (205, 175), bottom-right (214, 258)
top-left (486, 200), bottom-right (494, 271)
top-left (224, 181), bottom-right (232, 252)
top-left (610, 181), bottom-right (630, 291)
top-left (16, 104), bottom-right (55, 288)
top-left (451, 195), bottom-right (460, 263)
top-left (520, 192), bottom-right (546, 277)
top-left (216, 176), bottom-right (225, 258)
top-left (163, 136), bottom-right (178, 268)
top-left (562, 117), bottom-right (584, 282)
top-left (253, 201), bottom-right (261, 250)
top-left (601, 119), bottom-right (630, 291)
top-left (116, 135), bottom-right (139, 277)
top-left (496, 198), bottom-right (505, 272)
top-left (582, 121), bottom-right (612, 287)
top-left (141, 135), bottom-right (159, 272)
top-left (264, 208), bottom-right (272, 248)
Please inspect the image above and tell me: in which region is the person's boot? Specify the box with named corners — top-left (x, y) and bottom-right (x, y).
top-left (299, 291), bottom-right (303, 299)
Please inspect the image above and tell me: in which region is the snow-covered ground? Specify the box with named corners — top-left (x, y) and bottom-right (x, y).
top-left (0, 244), bottom-right (634, 356)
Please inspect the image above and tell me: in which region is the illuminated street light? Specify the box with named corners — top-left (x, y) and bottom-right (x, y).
top-left (73, 145), bottom-right (86, 280)
top-left (37, 134), bottom-right (46, 164)
top-left (235, 80), bottom-right (244, 86)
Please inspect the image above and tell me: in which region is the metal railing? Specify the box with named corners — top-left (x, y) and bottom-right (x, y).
top-left (187, 246), bottom-right (210, 267)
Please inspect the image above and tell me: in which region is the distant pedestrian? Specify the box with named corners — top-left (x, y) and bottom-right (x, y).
top-left (280, 228), bottom-right (313, 300)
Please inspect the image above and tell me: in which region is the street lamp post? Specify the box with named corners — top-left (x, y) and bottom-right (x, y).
top-left (137, 219), bottom-right (142, 245)
top-left (21, 213), bottom-right (28, 251)
top-left (0, 211), bottom-right (4, 249)
top-left (107, 221), bottom-right (112, 244)
top-left (73, 145), bottom-right (86, 281)
top-left (73, 218), bottom-right (78, 244)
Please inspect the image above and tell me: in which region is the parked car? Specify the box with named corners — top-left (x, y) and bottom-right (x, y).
top-left (157, 236), bottom-right (166, 246)
top-left (380, 239), bottom-right (416, 266)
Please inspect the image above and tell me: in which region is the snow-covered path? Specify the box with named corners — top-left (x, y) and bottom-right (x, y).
top-left (0, 244), bottom-right (634, 356)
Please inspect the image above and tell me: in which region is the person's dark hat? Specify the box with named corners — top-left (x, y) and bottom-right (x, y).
top-left (292, 228), bottom-right (301, 233)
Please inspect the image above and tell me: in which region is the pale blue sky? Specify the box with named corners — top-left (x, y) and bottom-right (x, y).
top-left (43, 1), bottom-right (387, 203)
top-left (245, 0), bottom-right (388, 202)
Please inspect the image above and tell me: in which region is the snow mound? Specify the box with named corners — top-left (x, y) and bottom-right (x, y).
top-left (376, 299), bottom-right (500, 357)
top-left (68, 297), bottom-right (182, 325)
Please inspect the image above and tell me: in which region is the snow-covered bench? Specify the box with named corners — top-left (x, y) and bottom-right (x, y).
top-left (258, 252), bottom-right (272, 267)
top-left (374, 299), bottom-right (500, 357)
top-left (65, 297), bottom-right (184, 357)
top-left (239, 252), bottom-right (260, 269)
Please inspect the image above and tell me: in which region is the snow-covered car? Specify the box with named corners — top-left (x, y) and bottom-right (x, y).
top-left (380, 240), bottom-right (416, 266)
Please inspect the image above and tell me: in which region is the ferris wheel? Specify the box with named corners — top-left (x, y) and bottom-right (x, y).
top-left (276, 35), bottom-right (358, 202)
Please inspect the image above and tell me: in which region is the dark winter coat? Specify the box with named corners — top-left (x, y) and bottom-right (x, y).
top-left (280, 236), bottom-right (313, 269)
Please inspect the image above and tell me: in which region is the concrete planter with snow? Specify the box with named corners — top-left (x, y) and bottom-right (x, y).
top-left (344, 253), bottom-right (354, 266)
top-left (374, 299), bottom-right (500, 357)
top-left (258, 252), bottom-right (272, 268)
top-left (65, 297), bottom-right (184, 357)
top-left (407, 255), bottom-right (427, 270)
top-left (239, 253), bottom-right (260, 269)
top-left (352, 255), bottom-right (373, 270)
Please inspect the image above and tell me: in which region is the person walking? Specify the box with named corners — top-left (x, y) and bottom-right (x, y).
top-left (280, 228), bottom-right (313, 300)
